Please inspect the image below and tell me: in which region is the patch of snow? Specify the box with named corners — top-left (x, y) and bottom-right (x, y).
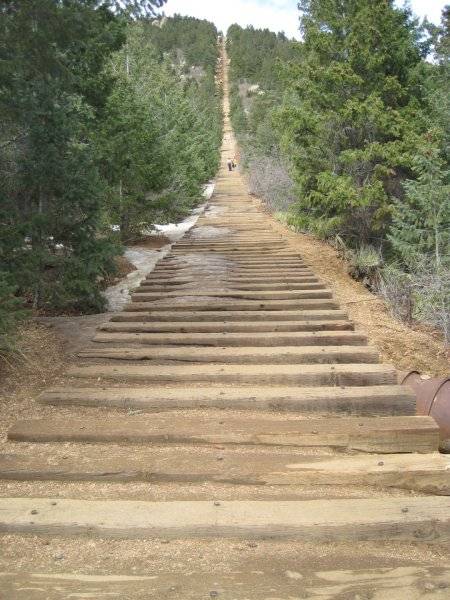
top-left (203, 182), bottom-right (215, 200)
top-left (103, 181), bottom-right (215, 311)
top-left (104, 246), bottom-right (165, 312)
top-left (154, 204), bottom-right (206, 243)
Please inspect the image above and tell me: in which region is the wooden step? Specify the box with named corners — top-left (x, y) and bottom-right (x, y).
top-left (161, 258), bottom-right (306, 266)
top-left (111, 309), bottom-right (348, 322)
top-left (172, 237), bottom-right (286, 242)
top-left (184, 236), bottom-right (283, 241)
top-left (98, 320), bottom-right (355, 334)
top-left (211, 258), bottom-right (304, 265)
top-left (11, 410), bottom-right (430, 448)
top-left (164, 250), bottom-right (299, 257)
top-left (78, 345), bottom-right (379, 364)
top-left (159, 256), bottom-right (306, 263)
top-left (2, 446), bottom-right (449, 494)
top-left (169, 247), bottom-right (289, 254)
top-left (228, 269), bottom-right (315, 276)
top-left (172, 246), bottom-right (290, 253)
top-left (153, 266), bottom-right (313, 275)
top-left (68, 363), bottom-right (396, 386)
top-left (158, 258), bottom-right (305, 266)
top-left (151, 270), bottom-right (316, 279)
top-left (136, 283), bottom-right (325, 293)
top-left (228, 276), bottom-right (319, 283)
top-left (93, 329), bottom-right (362, 347)
top-left (131, 290), bottom-right (333, 301)
top-left (125, 299), bottom-right (340, 312)
top-left (145, 276), bottom-right (320, 284)
top-left (227, 271), bottom-right (317, 284)
top-left (4, 566), bottom-right (450, 599)
top-left (1, 496), bottom-right (448, 541)
top-left (37, 386), bottom-right (417, 417)
top-left (138, 282), bottom-right (325, 291)
top-left (162, 252), bottom-right (305, 264)
top-left (175, 236), bottom-right (285, 241)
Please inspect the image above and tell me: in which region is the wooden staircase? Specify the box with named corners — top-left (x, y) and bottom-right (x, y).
top-left (3, 128), bottom-right (450, 536)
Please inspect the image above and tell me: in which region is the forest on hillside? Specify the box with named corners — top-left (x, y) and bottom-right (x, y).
top-left (228, 3), bottom-right (449, 342)
top-left (0, 1), bottom-right (221, 352)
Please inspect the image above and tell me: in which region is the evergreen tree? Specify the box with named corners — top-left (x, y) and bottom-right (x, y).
top-left (389, 146), bottom-right (450, 270)
top-left (277, 0), bottom-right (427, 244)
top-left (0, 2), bottom-right (223, 350)
top-left (227, 25), bottom-right (295, 146)
top-left (100, 19), bottom-right (221, 241)
top-left (388, 7), bottom-right (450, 272)
top-left (227, 25), bottom-right (294, 89)
top-left (149, 14), bottom-right (219, 73)
top-left (0, 1), bottom-right (124, 312)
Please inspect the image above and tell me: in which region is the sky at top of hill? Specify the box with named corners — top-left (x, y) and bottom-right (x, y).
top-left (163, 0), bottom-right (447, 40)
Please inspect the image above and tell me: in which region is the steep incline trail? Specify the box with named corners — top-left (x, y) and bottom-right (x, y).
top-left (1, 40), bottom-right (450, 599)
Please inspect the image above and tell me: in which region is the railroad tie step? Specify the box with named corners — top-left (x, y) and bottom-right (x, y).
top-left (144, 275), bottom-right (319, 284)
top-left (67, 363), bottom-right (396, 386)
top-left (137, 282), bottom-right (326, 291)
top-left (10, 411), bottom-right (432, 448)
top-left (78, 345), bottom-right (379, 364)
top-left (125, 299), bottom-right (340, 312)
top-left (151, 268), bottom-right (315, 276)
top-left (37, 385), bottom-right (416, 416)
top-left (130, 290), bottom-right (333, 302)
top-left (4, 566), bottom-right (450, 598)
top-left (92, 329), bottom-right (362, 347)
top-left (1, 497), bottom-right (449, 541)
top-left (110, 309), bottom-right (349, 322)
top-left (97, 320), bottom-right (355, 334)
top-left (1, 446), bottom-right (449, 494)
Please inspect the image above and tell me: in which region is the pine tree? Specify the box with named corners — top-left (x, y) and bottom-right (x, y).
top-left (277, 0), bottom-right (427, 244)
top-left (389, 6), bottom-right (450, 272)
top-left (99, 19), bottom-right (221, 240)
top-left (0, 0), bottom-right (123, 312)
top-left (389, 145), bottom-right (450, 270)
top-left (0, 3), bottom-right (219, 348)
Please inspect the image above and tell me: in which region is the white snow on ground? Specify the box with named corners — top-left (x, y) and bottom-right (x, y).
top-left (103, 182), bottom-right (215, 311)
top-left (153, 202), bottom-right (206, 243)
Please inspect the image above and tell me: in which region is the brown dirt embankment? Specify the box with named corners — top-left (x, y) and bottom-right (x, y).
top-left (270, 217), bottom-right (449, 376)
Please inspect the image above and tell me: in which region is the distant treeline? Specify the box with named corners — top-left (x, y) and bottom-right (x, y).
top-left (227, 4), bottom-right (449, 342)
top-left (0, 2), bottom-right (221, 350)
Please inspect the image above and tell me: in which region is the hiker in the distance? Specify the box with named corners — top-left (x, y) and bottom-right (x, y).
top-left (232, 156), bottom-right (237, 169)
top-left (227, 158), bottom-right (233, 172)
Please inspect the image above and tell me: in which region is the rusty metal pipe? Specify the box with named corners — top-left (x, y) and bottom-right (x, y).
top-left (400, 371), bottom-right (450, 442)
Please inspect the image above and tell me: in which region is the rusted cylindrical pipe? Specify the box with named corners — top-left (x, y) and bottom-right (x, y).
top-left (400, 371), bottom-right (450, 441)
top-left (430, 379), bottom-right (450, 441)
